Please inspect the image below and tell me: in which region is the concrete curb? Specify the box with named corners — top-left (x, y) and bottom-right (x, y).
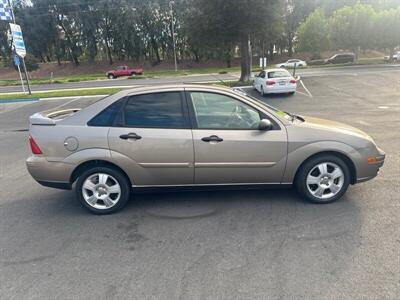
top-left (0, 98), bottom-right (39, 104)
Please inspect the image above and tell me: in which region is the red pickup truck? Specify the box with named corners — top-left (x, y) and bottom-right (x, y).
top-left (106, 65), bottom-right (144, 79)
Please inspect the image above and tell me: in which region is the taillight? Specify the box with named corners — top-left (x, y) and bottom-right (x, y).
top-left (29, 135), bottom-right (42, 155)
top-left (266, 80), bottom-right (276, 85)
top-left (290, 79), bottom-right (297, 84)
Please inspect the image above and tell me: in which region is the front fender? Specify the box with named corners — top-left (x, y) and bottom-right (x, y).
top-left (282, 141), bottom-right (360, 183)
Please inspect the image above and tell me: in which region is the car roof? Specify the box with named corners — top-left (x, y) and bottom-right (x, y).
top-left (118, 84), bottom-right (233, 96)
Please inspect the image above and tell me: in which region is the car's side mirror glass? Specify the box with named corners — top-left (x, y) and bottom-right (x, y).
top-left (258, 119), bottom-right (273, 131)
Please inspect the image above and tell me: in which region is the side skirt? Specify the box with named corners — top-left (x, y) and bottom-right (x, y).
top-left (131, 183), bottom-right (292, 194)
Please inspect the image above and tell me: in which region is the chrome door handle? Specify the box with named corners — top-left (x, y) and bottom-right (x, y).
top-left (201, 135), bottom-right (223, 143)
top-left (119, 133), bottom-right (142, 140)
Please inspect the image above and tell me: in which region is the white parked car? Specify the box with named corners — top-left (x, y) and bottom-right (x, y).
top-left (253, 69), bottom-right (297, 96)
top-left (384, 51), bottom-right (400, 62)
top-left (276, 59), bottom-right (307, 68)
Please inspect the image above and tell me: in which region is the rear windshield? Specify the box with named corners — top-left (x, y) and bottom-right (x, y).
top-left (268, 70), bottom-right (291, 78)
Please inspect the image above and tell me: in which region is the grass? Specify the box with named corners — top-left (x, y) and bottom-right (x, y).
top-left (0, 57), bottom-right (390, 89)
top-left (0, 87), bottom-right (123, 100)
top-left (0, 66), bottom-right (254, 87)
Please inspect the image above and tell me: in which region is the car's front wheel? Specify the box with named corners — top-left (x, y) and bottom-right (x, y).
top-left (295, 155), bottom-right (350, 204)
top-left (108, 74), bottom-right (115, 79)
top-left (76, 167), bottom-right (131, 214)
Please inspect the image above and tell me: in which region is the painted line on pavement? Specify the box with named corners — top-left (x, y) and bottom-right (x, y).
top-left (295, 90), bottom-right (309, 97)
top-left (299, 80), bottom-right (313, 98)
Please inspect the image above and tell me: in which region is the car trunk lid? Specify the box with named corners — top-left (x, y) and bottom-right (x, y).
top-left (29, 108), bottom-right (82, 126)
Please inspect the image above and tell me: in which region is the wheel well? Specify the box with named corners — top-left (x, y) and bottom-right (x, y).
top-left (293, 151), bottom-right (357, 185)
top-left (70, 160), bottom-right (131, 186)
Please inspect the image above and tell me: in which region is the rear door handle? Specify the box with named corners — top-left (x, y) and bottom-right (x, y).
top-left (119, 133), bottom-right (142, 140)
top-left (201, 135), bottom-right (223, 143)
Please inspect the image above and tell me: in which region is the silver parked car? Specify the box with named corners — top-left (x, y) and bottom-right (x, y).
top-left (27, 85), bottom-right (385, 214)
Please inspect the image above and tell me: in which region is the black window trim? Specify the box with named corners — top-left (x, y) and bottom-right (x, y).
top-left (115, 91), bottom-right (191, 129)
top-left (184, 90), bottom-right (281, 131)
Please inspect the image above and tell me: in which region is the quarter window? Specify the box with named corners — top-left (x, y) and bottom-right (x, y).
top-left (87, 100), bottom-right (123, 127)
top-left (190, 92), bottom-right (261, 130)
top-left (124, 92), bottom-right (185, 128)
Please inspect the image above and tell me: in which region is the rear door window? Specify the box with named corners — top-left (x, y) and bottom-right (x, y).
top-left (123, 92), bottom-right (186, 128)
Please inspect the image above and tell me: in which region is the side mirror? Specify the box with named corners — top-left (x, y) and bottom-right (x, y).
top-left (258, 119), bottom-right (273, 131)
top-left (254, 74), bottom-right (259, 78)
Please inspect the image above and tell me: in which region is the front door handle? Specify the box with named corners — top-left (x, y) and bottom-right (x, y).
top-left (201, 135), bottom-right (223, 143)
top-left (119, 133), bottom-right (142, 140)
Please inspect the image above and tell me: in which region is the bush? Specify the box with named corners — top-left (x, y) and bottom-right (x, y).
top-left (13, 53), bottom-right (39, 72)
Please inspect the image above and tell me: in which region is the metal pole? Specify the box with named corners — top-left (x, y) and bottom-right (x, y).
top-left (21, 57), bottom-right (31, 94)
top-left (262, 40), bottom-right (265, 70)
top-left (170, 1), bottom-right (177, 72)
top-left (17, 63), bottom-right (25, 92)
top-left (8, 0), bottom-right (31, 94)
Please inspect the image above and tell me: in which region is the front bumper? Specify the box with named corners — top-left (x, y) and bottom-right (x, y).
top-left (355, 148), bottom-right (385, 183)
top-left (26, 156), bottom-right (74, 190)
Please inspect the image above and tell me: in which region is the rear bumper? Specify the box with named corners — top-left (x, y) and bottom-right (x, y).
top-left (26, 156), bottom-right (74, 190)
top-left (265, 85), bottom-right (296, 94)
top-left (37, 180), bottom-right (72, 190)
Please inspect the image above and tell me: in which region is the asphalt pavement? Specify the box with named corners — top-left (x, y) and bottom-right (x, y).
top-left (1, 63), bottom-right (400, 93)
top-left (0, 66), bottom-right (399, 299)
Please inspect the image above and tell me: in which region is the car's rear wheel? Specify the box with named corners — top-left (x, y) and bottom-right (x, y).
top-left (76, 167), bottom-right (130, 214)
top-left (295, 155), bottom-right (350, 204)
top-left (108, 74), bottom-right (115, 79)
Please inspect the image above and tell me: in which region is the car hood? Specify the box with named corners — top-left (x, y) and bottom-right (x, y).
top-left (297, 116), bottom-right (375, 143)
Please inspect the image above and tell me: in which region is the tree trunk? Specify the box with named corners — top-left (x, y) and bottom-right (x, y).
top-left (269, 43), bottom-right (274, 62)
top-left (88, 36), bottom-right (97, 64)
top-left (105, 38), bottom-right (113, 65)
top-left (192, 49), bottom-right (200, 62)
top-left (151, 38), bottom-right (161, 64)
top-left (239, 34), bottom-right (251, 82)
top-left (353, 47), bottom-right (360, 62)
top-left (225, 48), bottom-right (232, 68)
top-left (287, 34), bottom-right (293, 57)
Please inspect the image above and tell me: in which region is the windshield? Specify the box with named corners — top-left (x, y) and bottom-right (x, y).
top-left (232, 88), bottom-right (294, 121)
top-left (268, 70), bottom-right (291, 78)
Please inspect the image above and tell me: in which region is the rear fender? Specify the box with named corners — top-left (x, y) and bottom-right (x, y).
top-left (64, 148), bottom-right (138, 185)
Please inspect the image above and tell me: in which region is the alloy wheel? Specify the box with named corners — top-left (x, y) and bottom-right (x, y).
top-left (82, 173), bottom-right (121, 210)
top-left (306, 162), bottom-right (344, 200)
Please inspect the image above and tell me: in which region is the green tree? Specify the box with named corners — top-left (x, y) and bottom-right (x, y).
top-left (296, 9), bottom-right (329, 57)
top-left (373, 7), bottom-right (400, 56)
top-left (329, 3), bottom-right (376, 60)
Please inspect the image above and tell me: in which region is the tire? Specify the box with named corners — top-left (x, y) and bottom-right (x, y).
top-left (76, 166), bottom-right (131, 214)
top-left (288, 91), bottom-right (295, 96)
top-left (108, 74), bottom-right (115, 79)
top-left (295, 154), bottom-right (350, 204)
